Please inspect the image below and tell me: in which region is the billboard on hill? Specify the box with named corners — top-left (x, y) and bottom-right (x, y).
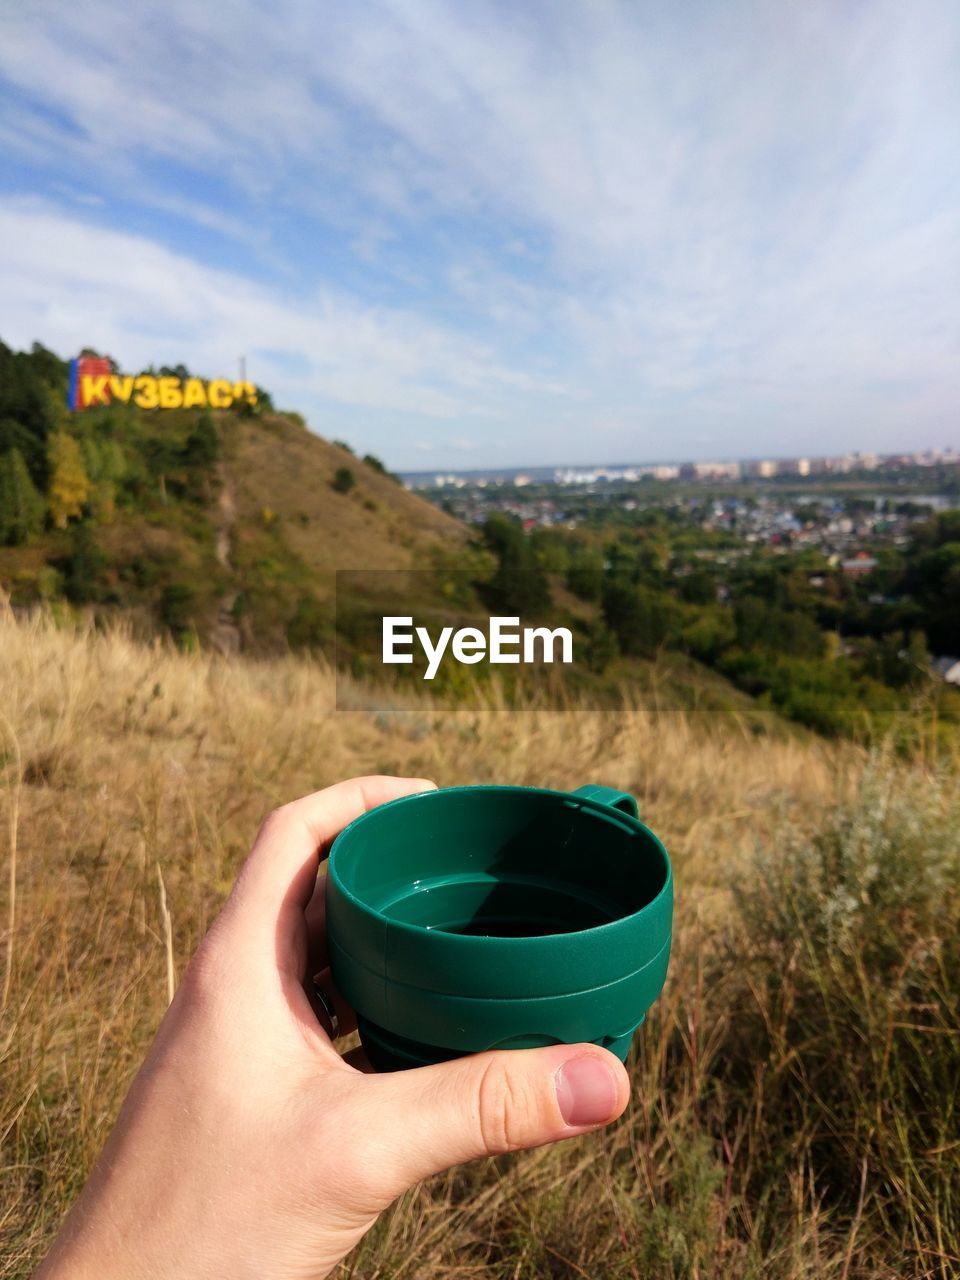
top-left (68, 354), bottom-right (257, 412)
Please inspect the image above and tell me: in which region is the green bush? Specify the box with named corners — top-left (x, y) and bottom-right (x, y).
top-left (580, 619), bottom-right (619, 673)
top-left (331, 466), bottom-right (356, 494)
top-left (286, 593), bottom-right (332, 653)
top-left (159, 581), bottom-right (196, 636)
top-left (680, 607), bottom-right (736, 663)
top-left (62, 523), bottom-right (107, 604)
top-left (718, 763), bottom-right (960, 1258)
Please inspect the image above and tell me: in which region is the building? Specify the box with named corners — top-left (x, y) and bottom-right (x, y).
top-left (694, 461), bottom-right (741, 481)
top-left (779, 457), bottom-right (811, 477)
top-left (649, 464), bottom-right (679, 481)
top-left (841, 552), bottom-right (878, 576)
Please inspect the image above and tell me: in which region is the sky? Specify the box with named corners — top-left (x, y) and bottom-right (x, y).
top-left (0, 1), bottom-right (957, 471)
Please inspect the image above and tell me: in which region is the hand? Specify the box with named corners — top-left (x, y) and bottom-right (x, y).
top-left (36, 776), bottom-right (630, 1280)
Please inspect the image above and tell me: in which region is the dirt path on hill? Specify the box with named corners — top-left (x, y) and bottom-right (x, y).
top-left (210, 467), bottom-right (241, 654)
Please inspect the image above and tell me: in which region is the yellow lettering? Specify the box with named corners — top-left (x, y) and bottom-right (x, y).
top-left (182, 377), bottom-right (207, 409)
top-left (233, 381), bottom-right (257, 407)
top-left (158, 377), bottom-right (183, 409)
top-left (134, 375), bottom-right (160, 410)
top-left (81, 374), bottom-right (110, 406)
top-left (208, 379), bottom-right (232, 408)
top-left (109, 375), bottom-right (134, 403)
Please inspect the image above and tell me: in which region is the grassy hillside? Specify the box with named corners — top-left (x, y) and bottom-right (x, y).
top-left (0, 395), bottom-right (467, 652)
top-left (2, 610), bottom-right (957, 1278)
top-left (217, 411), bottom-right (469, 650)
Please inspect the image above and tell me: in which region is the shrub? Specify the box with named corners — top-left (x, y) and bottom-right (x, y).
top-left (331, 466), bottom-right (356, 494)
top-left (286, 593), bottom-right (332, 653)
top-left (159, 581), bottom-right (196, 636)
top-left (62, 522), bottom-right (106, 603)
top-left (717, 762), bottom-right (960, 1258)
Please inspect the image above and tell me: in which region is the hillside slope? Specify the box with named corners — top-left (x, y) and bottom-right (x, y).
top-left (214, 411), bottom-right (469, 650)
top-left (226, 414), bottom-right (464, 574)
top-left (0, 392), bottom-right (468, 652)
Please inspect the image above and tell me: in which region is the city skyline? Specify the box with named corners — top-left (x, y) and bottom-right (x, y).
top-left (403, 444), bottom-right (959, 486)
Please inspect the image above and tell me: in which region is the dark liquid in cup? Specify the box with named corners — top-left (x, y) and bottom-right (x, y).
top-left (383, 874), bottom-right (622, 938)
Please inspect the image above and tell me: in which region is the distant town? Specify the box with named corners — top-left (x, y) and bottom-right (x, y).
top-left (403, 446), bottom-right (959, 490)
top-left (404, 448), bottom-right (959, 561)
top-left (402, 444), bottom-right (960, 723)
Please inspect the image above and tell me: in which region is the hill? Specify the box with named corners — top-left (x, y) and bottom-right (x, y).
top-left (0, 339), bottom-right (791, 729)
top-left (0, 338), bottom-right (468, 653)
top-left (2, 610), bottom-right (957, 1277)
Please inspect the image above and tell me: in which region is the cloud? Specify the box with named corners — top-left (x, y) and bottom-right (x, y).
top-left (0, 199), bottom-right (563, 427)
top-left (0, 0), bottom-right (958, 465)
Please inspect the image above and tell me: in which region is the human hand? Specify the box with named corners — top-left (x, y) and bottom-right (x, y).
top-left (36, 776), bottom-right (630, 1280)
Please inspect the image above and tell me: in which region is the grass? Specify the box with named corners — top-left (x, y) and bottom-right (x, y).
top-left (1, 606), bottom-right (958, 1278)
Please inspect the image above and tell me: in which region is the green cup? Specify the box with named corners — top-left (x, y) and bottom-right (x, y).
top-left (326, 784), bottom-right (672, 1071)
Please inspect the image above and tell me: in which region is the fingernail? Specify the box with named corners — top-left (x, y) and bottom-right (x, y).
top-left (555, 1055), bottom-right (619, 1127)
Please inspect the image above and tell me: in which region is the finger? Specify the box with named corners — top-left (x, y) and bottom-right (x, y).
top-left (341, 1044), bottom-right (629, 1206)
top-left (229, 776), bottom-right (437, 932)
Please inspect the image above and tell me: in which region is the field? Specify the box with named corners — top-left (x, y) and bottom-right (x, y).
top-left (1, 606), bottom-right (958, 1278)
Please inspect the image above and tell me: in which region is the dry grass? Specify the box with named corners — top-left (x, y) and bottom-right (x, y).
top-left (1, 606), bottom-right (956, 1278)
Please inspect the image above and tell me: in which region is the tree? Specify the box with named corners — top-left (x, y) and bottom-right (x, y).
top-left (0, 447), bottom-right (45, 545)
top-left (182, 415), bottom-right (220, 469)
top-left (566, 548), bottom-right (603, 601)
top-left (47, 429), bottom-right (90, 528)
top-left (62, 522), bottom-right (106, 603)
top-left (602, 582), bottom-right (675, 657)
top-left (0, 340), bottom-right (63, 486)
top-left (362, 452), bottom-right (402, 483)
top-left (81, 436), bottom-right (126, 522)
top-left (481, 514), bottom-right (551, 615)
top-left (678, 569), bottom-right (716, 605)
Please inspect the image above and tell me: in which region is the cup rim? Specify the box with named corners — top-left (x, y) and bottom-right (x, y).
top-left (328, 783), bottom-right (673, 946)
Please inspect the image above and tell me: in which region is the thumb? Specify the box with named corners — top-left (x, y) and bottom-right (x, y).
top-left (354, 1044), bottom-right (630, 1200)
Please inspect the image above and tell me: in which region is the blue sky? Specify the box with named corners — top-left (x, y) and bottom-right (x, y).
top-left (0, 1), bottom-right (957, 470)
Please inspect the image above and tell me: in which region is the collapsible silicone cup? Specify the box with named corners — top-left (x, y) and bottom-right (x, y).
top-left (326, 784), bottom-right (672, 1071)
